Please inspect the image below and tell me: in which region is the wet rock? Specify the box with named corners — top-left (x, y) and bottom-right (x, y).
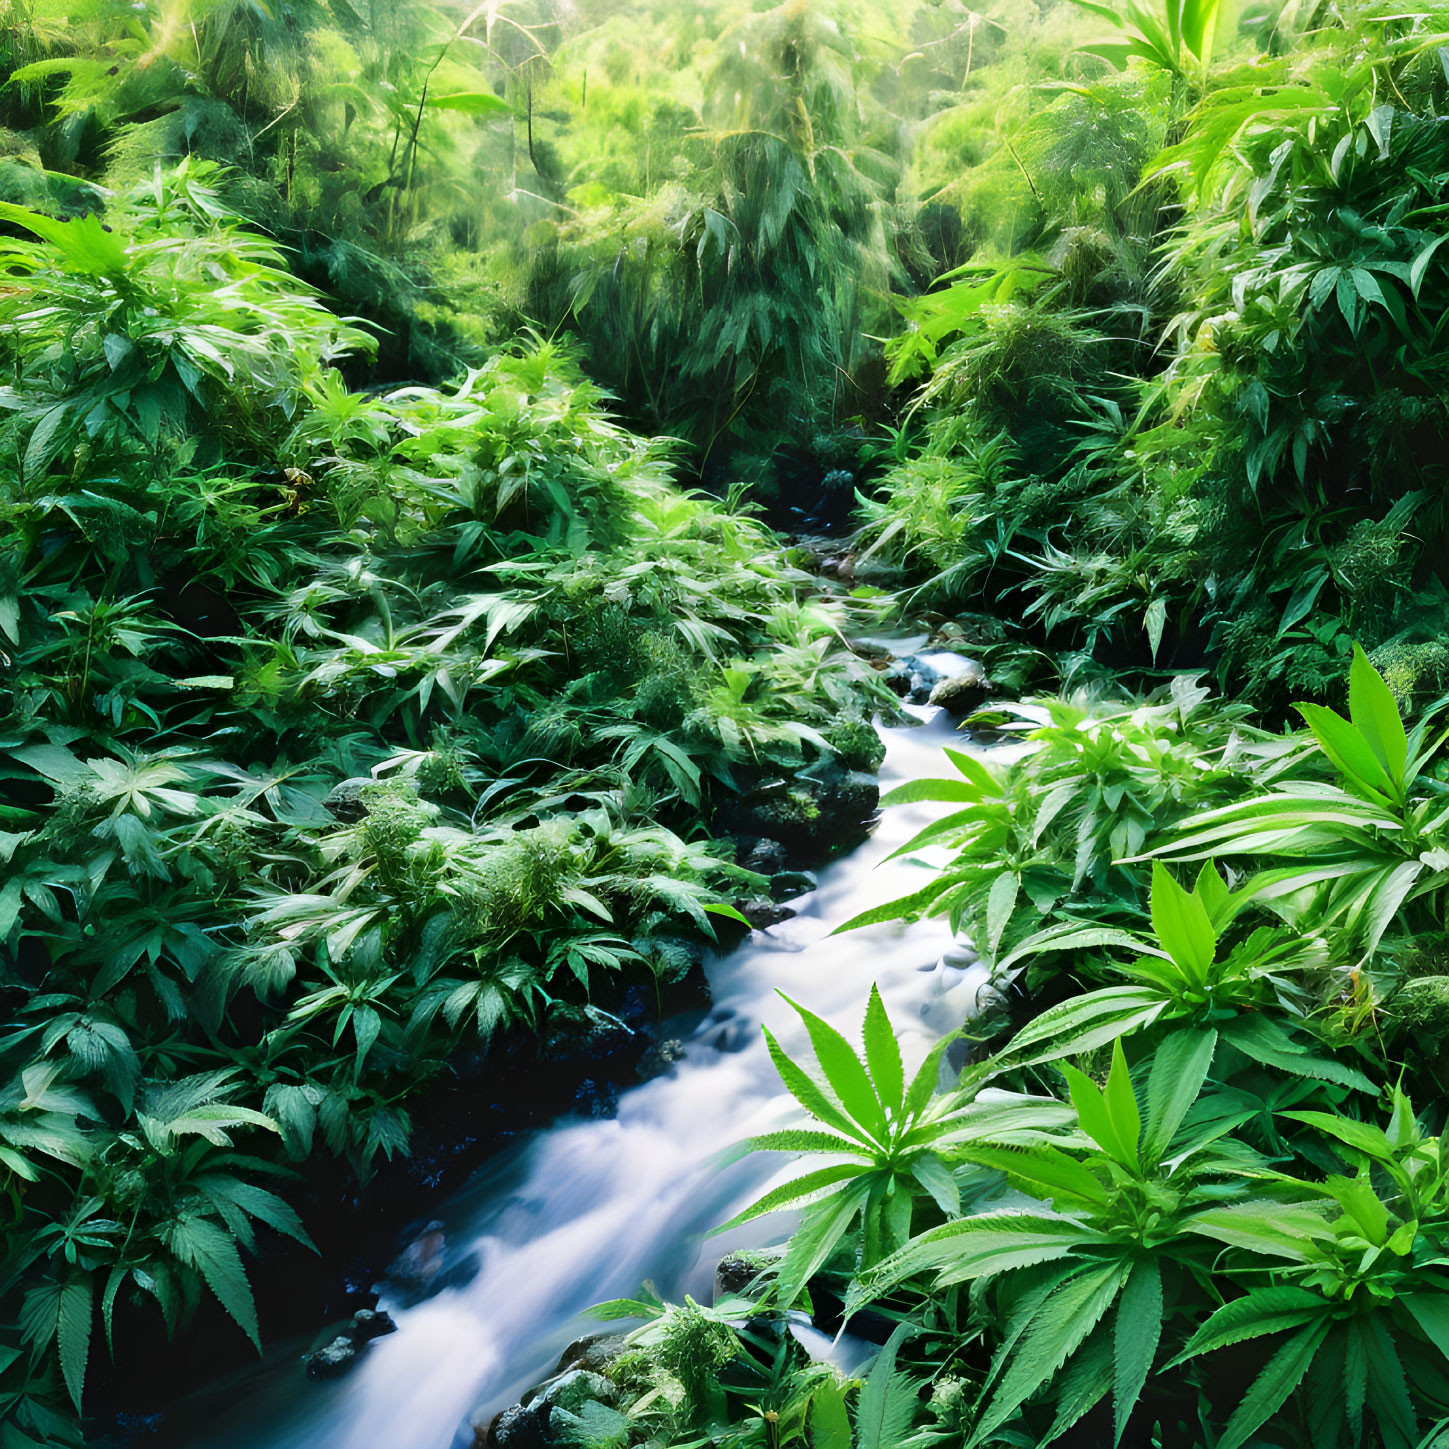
top-left (305, 1336), bottom-right (359, 1380)
top-left (736, 897), bottom-right (796, 929)
top-left (882, 661), bottom-right (913, 697)
top-left (387, 1220), bottom-right (447, 1295)
top-left (349, 1308), bottom-right (397, 1342)
top-left (714, 1253), bottom-right (771, 1299)
top-left (795, 468), bottom-right (858, 530)
top-left (489, 1399), bottom-right (548, 1449)
top-left (853, 639), bottom-right (894, 662)
top-left (886, 651), bottom-right (989, 707)
top-left (488, 1370), bottom-right (619, 1449)
top-left (940, 942), bottom-right (978, 972)
top-left (931, 621), bottom-right (972, 648)
top-left (323, 777), bottom-right (375, 822)
top-left (541, 1012), bottom-right (635, 1071)
top-left (382, 1221), bottom-right (479, 1306)
top-left (637, 1038), bottom-right (685, 1078)
top-left (812, 771), bottom-right (880, 847)
top-left (769, 870), bottom-right (816, 902)
top-left (715, 769), bottom-right (879, 866)
top-left (302, 1311), bottom-right (395, 1380)
top-left (553, 1332), bottom-right (632, 1377)
top-left (573, 1078), bottom-right (620, 1119)
top-left (738, 836), bottom-right (788, 875)
top-left (823, 717), bottom-right (886, 773)
top-left (706, 1017), bottom-right (749, 1053)
top-left (543, 1369), bottom-right (618, 1416)
top-left (716, 784), bottom-right (816, 855)
top-left (927, 661), bottom-right (990, 715)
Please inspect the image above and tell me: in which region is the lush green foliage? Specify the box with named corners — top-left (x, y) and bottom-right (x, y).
top-left (854, 0), bottom-right (1449, 708)
top-left (12, 0), bottom-right (1449, 1443)
top-left (0, 163), bottom-right (891, 1438)
top-left (576, 652), bottom-right (1449, 1449)
top-left (703, 651), bottom-right (1449, 1448)
top-left (0, 0), bottom-right (1066, 489)
top-left (712, 988), bottom-right (1070, 1299)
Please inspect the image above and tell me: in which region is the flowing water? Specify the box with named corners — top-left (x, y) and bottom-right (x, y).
top-left (174, 708), bottom-right (1017, 1449)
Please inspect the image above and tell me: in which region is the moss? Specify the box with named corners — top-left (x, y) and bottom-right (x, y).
top-left (653, 1299), bottom-right (737, 1410)
top-left (825, 715), bottom-right (886, 773)
top-left (602, 1349), bottom-right (654, 1396)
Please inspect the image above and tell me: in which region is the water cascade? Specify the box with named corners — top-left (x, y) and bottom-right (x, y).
top-left (180, 711), bottom-right (1012, 1449)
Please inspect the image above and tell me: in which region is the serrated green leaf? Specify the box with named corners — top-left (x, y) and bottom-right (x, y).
top-left (762, 1026), bottom-right (871, 1145)
top-left (862, 985), bottom-right (904, 1117)
top-left (1113, 1260), bottom-right (1162, 1444)
top-left (165, 1216), bottom-right (259, 1348)
top-left (779, 993), bottom-right (888, 1142)
top-left (1141, 1028), bottom-right (1216, 1165)
top-left (57, 1276), bottom-right (91, 1413)
top-left (1216, 1322), bottom-right (1330, 1449)
top-left (856, 1321), bottom-right (917, 1449)
top-left (711, 1162), bottom-right (865, 1234)
top-left (969, 1262), bottom-right (1127, 1447)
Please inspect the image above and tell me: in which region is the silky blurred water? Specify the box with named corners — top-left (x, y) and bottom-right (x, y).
top-left (173, 708), bottom-right (1020, 1449)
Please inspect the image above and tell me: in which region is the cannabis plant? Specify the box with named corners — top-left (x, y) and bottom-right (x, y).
top-left (717, 988), bottom-right (1000, 1300)
top-left (1179, 1090), bottom-right (1449, 1448)
top-left (997, 861), bottom-right (1372, 1093)
top-left (1156, 646), bottom-right (1449, 957)
top-left (851, 1031), bottom-right (1270, 1445)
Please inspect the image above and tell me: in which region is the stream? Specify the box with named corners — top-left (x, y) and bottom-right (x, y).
top-left (170, 707), bottom-right (1016, 1449)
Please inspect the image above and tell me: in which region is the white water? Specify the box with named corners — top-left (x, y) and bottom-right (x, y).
top-left (179, 710), bottom-right (1016, 1449)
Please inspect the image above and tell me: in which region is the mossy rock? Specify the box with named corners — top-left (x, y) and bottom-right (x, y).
top-left (825, 715), bottom-right (886, 773)
top-left (714, 772), bottom-right (879, 864)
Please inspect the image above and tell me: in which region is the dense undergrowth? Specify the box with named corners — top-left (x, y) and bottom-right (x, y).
top-left (853, 0), bottom-right (1449, 711)
top-left (0, 166), bottom-right (888, 1441)
top-left (582, 652), bottom-right (1449, 1448)
top-left (8, 0), bottom-right (1449, 1444)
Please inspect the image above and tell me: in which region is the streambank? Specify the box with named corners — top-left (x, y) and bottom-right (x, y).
top-left (91, 757), bottom-right (883, 1432)
top-left (143, 707), bottom-right (1017, 1449)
